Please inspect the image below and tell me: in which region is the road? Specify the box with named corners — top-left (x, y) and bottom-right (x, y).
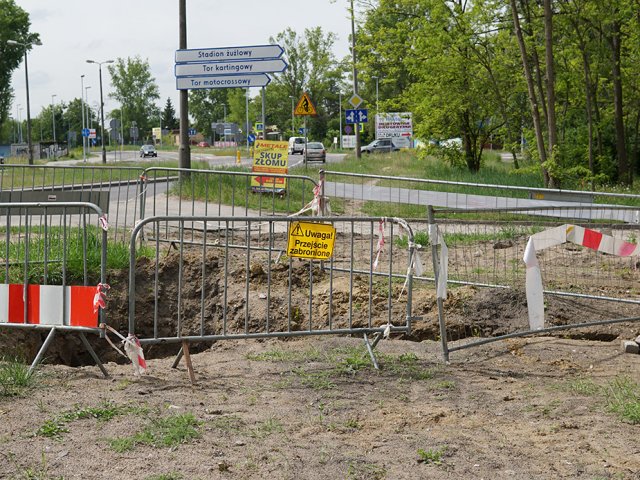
top-left (71, 148), bottom-right (345, 168)
top-left (53, 150), bottom-right (640, 225)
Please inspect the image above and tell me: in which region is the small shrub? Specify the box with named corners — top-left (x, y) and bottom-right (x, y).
top-left (417, 446), bottom-right (447, 465)
top-left (0, 358), bottom-right (35, 397)
top-left (109, 413), bottom-right (202, 452)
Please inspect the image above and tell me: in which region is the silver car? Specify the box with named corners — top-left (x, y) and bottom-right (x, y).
top-left (140, 144), bottom-right (157, 158)
top-left (303, 142), bottom-right (326, 163)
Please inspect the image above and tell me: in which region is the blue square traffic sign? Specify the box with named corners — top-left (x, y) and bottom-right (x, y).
top-left (345, 109), bottom-right (368, 124)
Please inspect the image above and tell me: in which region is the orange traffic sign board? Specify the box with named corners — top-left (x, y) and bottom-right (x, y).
top-left (294, 92), bottom-right (317, 116)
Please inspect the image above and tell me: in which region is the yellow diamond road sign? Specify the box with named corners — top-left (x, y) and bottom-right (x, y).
top-left (287, 221), bottom-right (336, 260)
top-left (348, 93), bottom-right (363, 108)
top-left (294, 92), bottom-right (317, 116)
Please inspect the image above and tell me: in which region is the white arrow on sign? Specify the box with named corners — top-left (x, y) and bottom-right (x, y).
top-left (175, 44), bottom-right (284, 63)
top-left (175, 59), bottom-right (287, 77)
top-left (176, 74), bottom-right (271, 90)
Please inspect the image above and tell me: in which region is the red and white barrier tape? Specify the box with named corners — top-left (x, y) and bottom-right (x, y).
top-left (524, 224), bottom-right (640, 330)
top-left (98, 214), bottom-right (109, 231)
top-left (93, 283), bottom-right (110, 314)
top-left (290, 180), bottom-right (330, 217)
top-left (373, 218), bottom-right (386, 270)
top-left (101, 323), bottom-right (147, 376)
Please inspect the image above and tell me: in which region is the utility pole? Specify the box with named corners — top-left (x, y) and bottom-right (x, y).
top-left (350, 0), bottom-right (361, 159)
top-left (178, 0), bottom-right (191, 170)
top-left (81, 75), bottom-right (86, 162)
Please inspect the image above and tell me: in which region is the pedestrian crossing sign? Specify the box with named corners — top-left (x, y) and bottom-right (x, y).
top-left (294, 92), bottom-right (317, 116)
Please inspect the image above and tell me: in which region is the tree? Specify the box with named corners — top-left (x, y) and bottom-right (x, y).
top-left (107, 56), bottom-right (160, 141)
top-left (0, 0), bottom-right (39, 133)
top-left (269, 27), bottom-right (346, 142)
top-left (189, 89), bottom-right (228, 142)
top-left (161, 98), bottom-right (178, 130)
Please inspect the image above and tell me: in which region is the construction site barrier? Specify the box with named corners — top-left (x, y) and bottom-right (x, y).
top-left (128, 215), bottom-right (422, 381)
top-left (0, 201), bottom-right (109, 375)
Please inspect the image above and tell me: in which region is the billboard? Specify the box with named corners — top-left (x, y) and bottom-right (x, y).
top-left (375, 112), bottom-right (413, 148)
top-left (251, 140), bottom-right (289, 192)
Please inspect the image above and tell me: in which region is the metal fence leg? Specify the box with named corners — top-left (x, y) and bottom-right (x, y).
top-left (171, 347), bottom-right (184, 369)
top-left (181, 341), bottom-right (196, 385)
top-left (29, 328), bottom-right (56, 375)
top-left (79, 333), bottom-right (109, 378)
top-left (363, 333), bottom-right (380, 370)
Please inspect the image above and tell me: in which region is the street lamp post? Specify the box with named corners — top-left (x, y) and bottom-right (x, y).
top-left (288, 95), bottom-right (295, 137)
top-left (51, 94), bottom-right (57, 145)
top-left (81, 75), bottom-right (86, 162)
top-left (85, 86), bottom-right (92, 129)
top-left (371, 76), bottom-right (379, 114)
top-left (86, 59), bottom-right (114, 164)
top-left (338, 92), bottom-right (342, 150)
top-left (7, 38), bottom-right (42, 164)
top-left (17, 105), bottom-right (23, 143)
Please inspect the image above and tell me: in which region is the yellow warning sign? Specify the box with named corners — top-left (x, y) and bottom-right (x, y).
top-left (294, 92), bottom-right (317, 116)
top-left (287, 221), bottom-right (336, 260)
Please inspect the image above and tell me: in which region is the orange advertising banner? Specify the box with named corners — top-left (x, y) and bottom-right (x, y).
top-left (251, 140), bottom-right (289, 191)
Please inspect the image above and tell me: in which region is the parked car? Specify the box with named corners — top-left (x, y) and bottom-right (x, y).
top-left (303, 142), bottom-right (326, 163)
top-left (197, 141), bottom-right (210, 147)
top-left (140, 144), bottom-right (157, 158)
top-left (288, 137), bottom-right (305, 155)
top-left (360, 138), bottom-right (399, 154)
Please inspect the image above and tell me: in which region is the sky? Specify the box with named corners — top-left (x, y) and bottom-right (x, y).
top-left (9, 0), bottom-right (354, 120)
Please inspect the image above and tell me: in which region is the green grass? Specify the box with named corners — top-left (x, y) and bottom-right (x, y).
top-left (4, 451), bottom-right (64, 480)
top-left (37, 401), bottom-right (147, 439)
top-left (0, 225), bottom-right (154, 284)
top-left (248, 417), bottom-right (284, 438)
top-left (248, 344), bottom-right (443, 387)
top-left (109, 413), bottom-right (202, 453)
top-left (417, 446), bottom-right (447, 465)
top-left (144, 474), bottom-right (183, 480)
top-left (36, 420), bottom-right (69, 439)
top-left (0, 358), bottom-right (35, 397)
top-left (605, 377), bottom-right (640, 424)
top-left (565, 375), bottom-right (640, 424)
top-left (166, 166), bottom-right (320, 215)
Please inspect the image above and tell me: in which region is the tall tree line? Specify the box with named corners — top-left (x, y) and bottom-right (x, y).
top-left (356, 0), bottom-right (640, 186)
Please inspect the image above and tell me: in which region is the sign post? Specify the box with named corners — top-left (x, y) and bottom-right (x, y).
top-left (294, 93), bottom-right (318, 164)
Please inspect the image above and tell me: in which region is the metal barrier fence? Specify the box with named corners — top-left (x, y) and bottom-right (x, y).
top-left (321, 170), bottom-right (640, 222)
top-left (0, 165), bottom-right (319, 246)
top-left (0, 164), bottom-right (146, 245)
top-left (0, 201), bottom-right (108, 374)
top-left (138, 167), bottom-right (319, 245)
top-left (426, 205), bottom-right (640, 361)
top-left (128, 215), bottom-right (420, 369)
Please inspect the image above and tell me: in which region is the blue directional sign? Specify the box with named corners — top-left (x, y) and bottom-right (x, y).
top-left (345, 109), bottom-right (368, 124)
top-left (188, 128), bottom-right (197, 136)
top-left (82, 128), bottom-right (90, 138)
top-left (298, 127), bottom-right (306, 135)
top-left (247, 134), bottom-right (256, 143)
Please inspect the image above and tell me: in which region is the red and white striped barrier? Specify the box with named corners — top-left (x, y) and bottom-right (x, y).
top-left (524, 224), bottom-right (640, 329)
top-left (0, 284), bottom-right (100, 328)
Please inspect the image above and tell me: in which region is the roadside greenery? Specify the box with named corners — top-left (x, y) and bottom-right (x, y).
top-left (567, 375), bottom-right (640, 424)
top-left (0, 225), bottom-right (154, 284)
top-left (0, 357), bottom-right (34, 397)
